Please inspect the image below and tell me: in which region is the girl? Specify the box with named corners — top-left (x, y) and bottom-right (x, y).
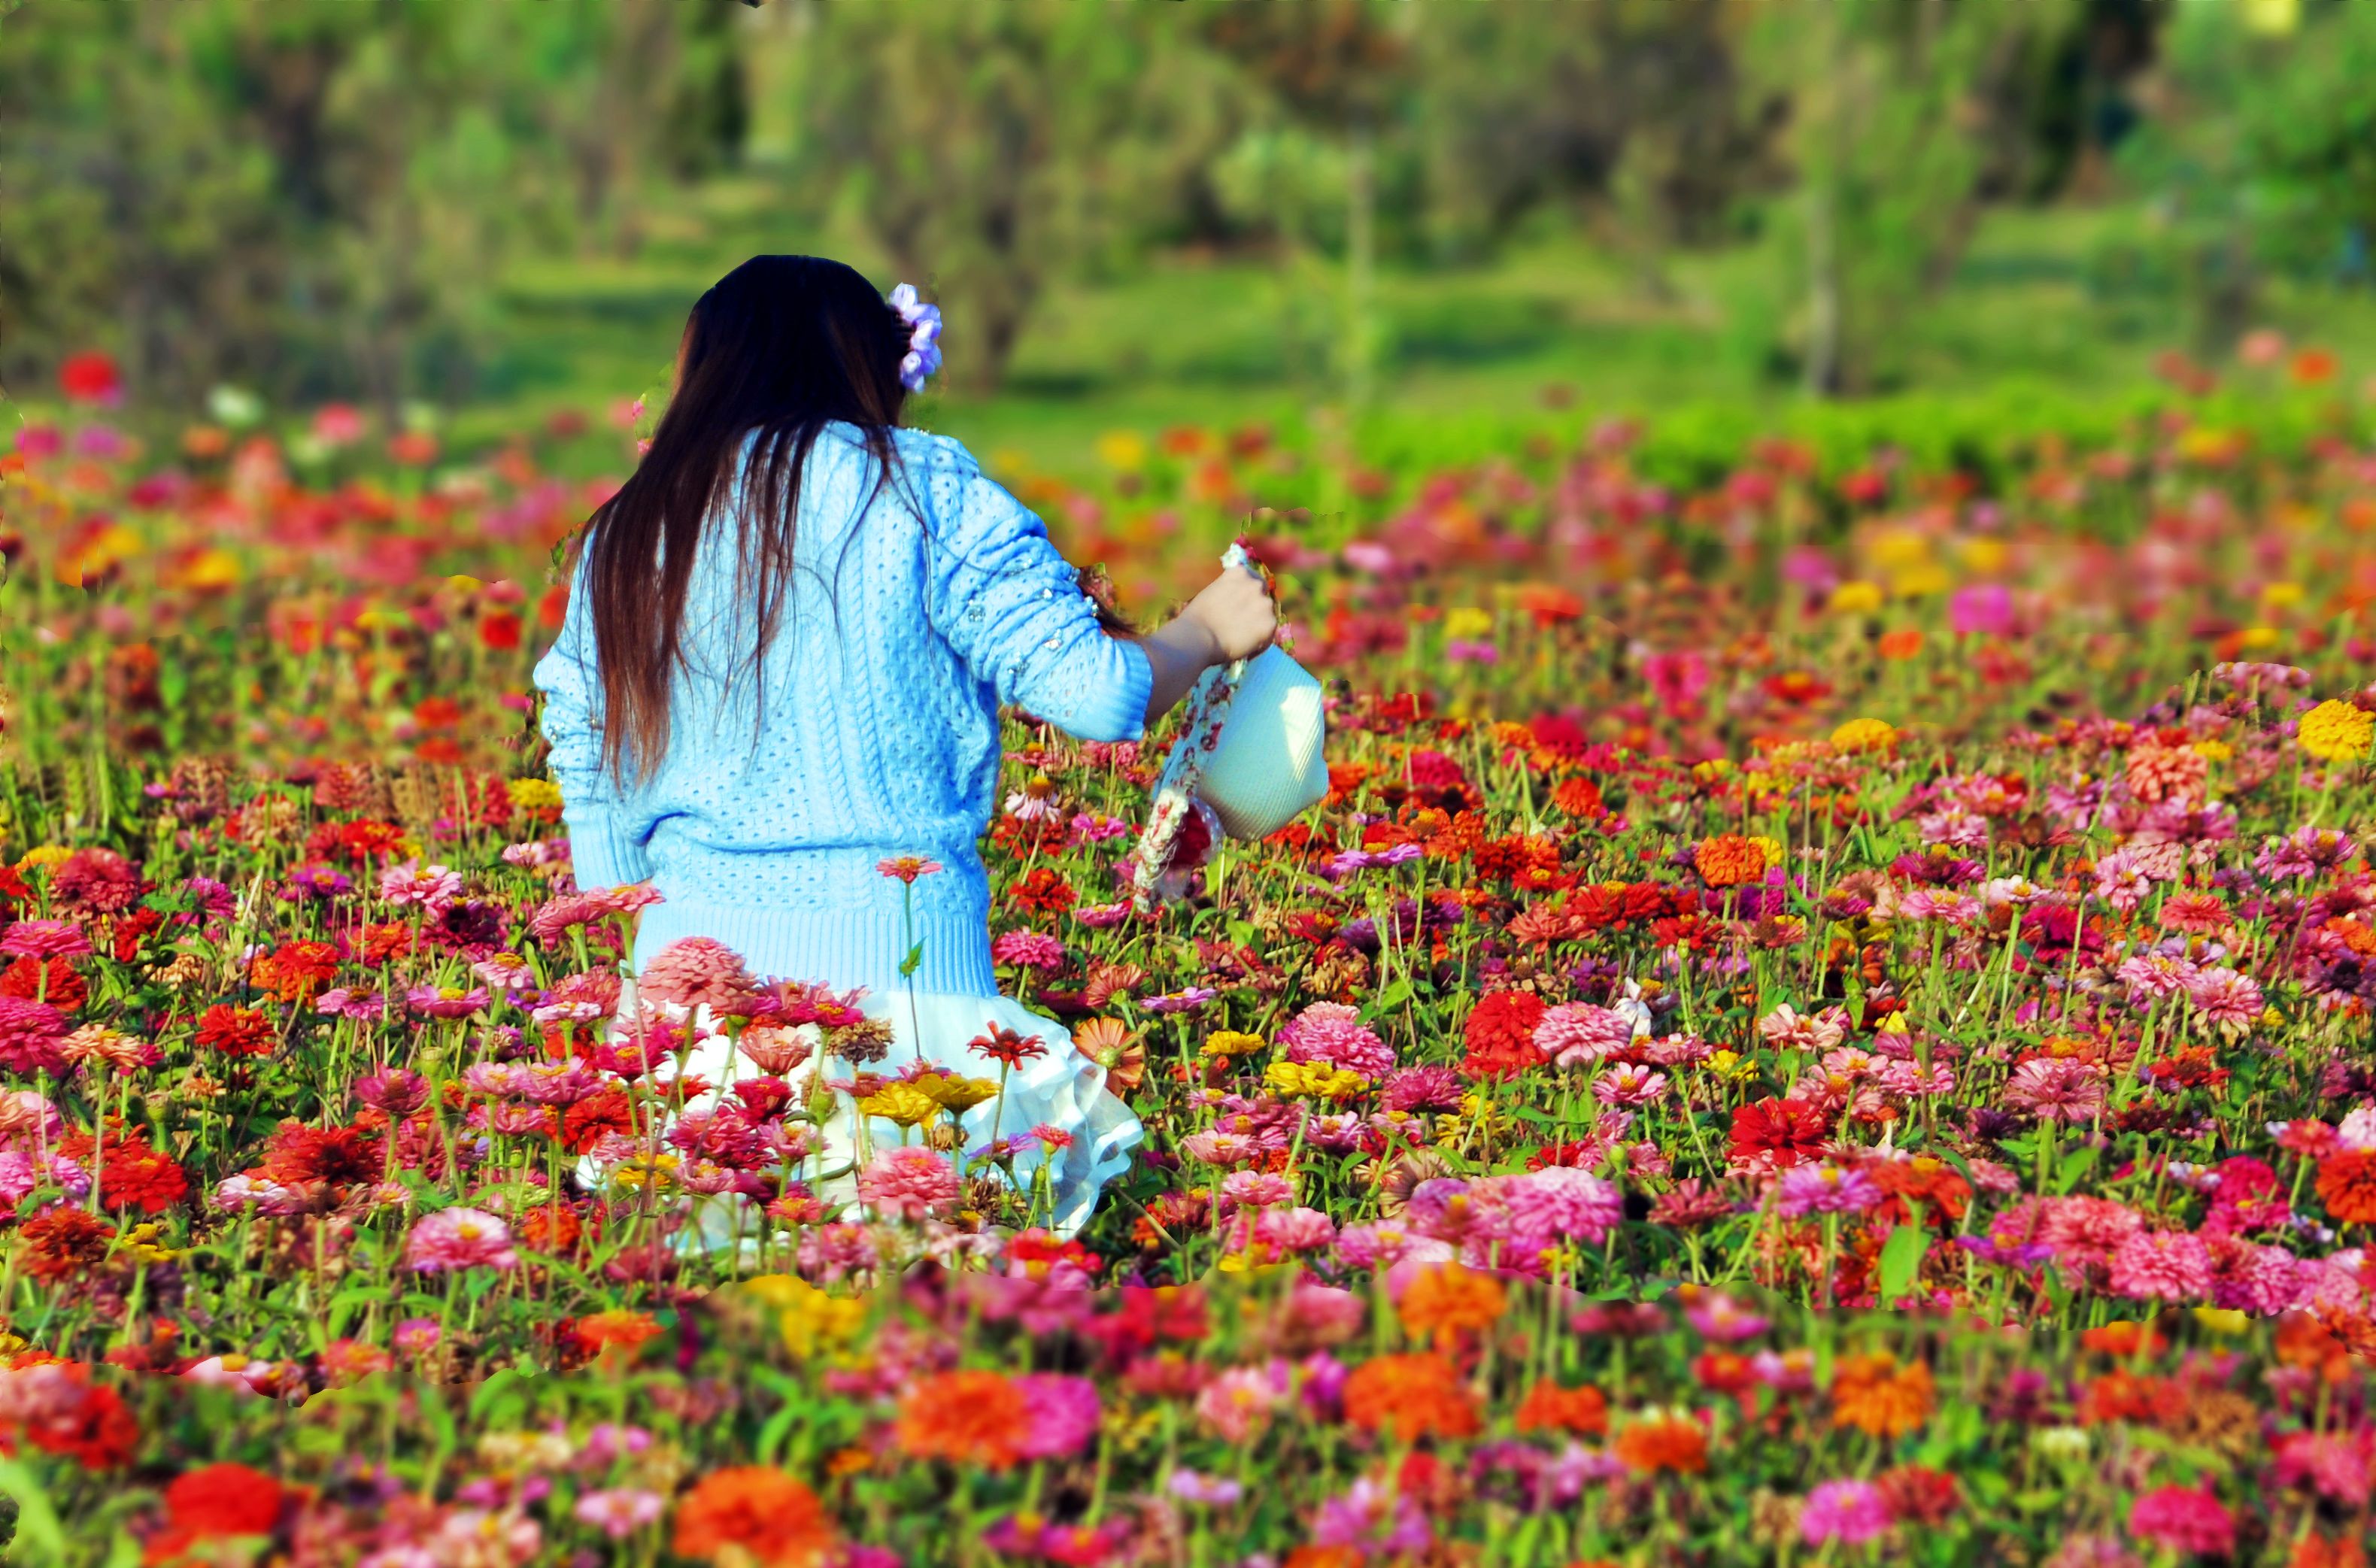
top-left (531, 255), bottom-right (1276, 1238)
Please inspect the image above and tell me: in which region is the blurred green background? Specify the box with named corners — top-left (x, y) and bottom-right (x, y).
top-left (8, 0), bottom-right (2376, 479)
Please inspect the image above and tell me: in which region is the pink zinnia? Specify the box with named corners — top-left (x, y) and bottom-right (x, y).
top-left (378, 857), bottom-right (463, 913)
top-left (1592, 1063), bottom-right (1668, 1106)
top-left (2184, 966), bottom-right (2263, 1030)
top-left (0, 920), bottom-right (91, 960)
top-left (1278, 1002), bottom-right (1395, 1081)
top-left (2032, 1196), bottom-right (2146, 1284)
top-left (0, 997), bottom-right (69, 1078)
top-left (2002, 1057), bottom-right (2107, 1124)
top-left (991, 931), bottom-right (1067, 972)
top-left (575, 1489), bottom-right (666, 1539)
top-left (635, 937), bottom-right (761, 1012)
top-left (1799, 1479), bottom-right (1892, 1545)
top-left (2126, 1485), bottom-right (2232, 1558)
top-left (1777, 1162), bottom-right (1881, 1218)
top-left (47, 848), bottom-right (141, 916)
top-left (1534, 1002), bottom-right (1635, 1068)
top-left (1014, 1373), bottom-right (1100, 1460)
top-left (2107, 1229), bottom-right (2212, 1303)
top-left (855, 1146), bottom-right (960, 1221)
top-left (2272, 1429), bottom-right (2376, 1509)
top-left (1501, 1166), bottom-right (1624, 1245)
top-left (405, 1207), bottom-right (518, 1272)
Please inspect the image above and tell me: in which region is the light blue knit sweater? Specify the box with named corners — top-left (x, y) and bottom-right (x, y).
top-left (530, 423), bottom-right (1153, 999)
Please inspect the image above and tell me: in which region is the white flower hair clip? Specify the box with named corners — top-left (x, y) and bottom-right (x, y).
top-left (886, 283), bottom-right (943, 393)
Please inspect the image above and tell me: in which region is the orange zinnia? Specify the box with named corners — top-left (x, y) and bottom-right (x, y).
top-left (672, 1467), bottom-right (836, 1567)
top-left (895, 1369), bottom-right (1030, 1469)
top-left (1396, 1263), bottom-right (1508, 1345)
top-left (1341, 1353), bottom-right (1481, 1444)
top-left (1693, 834), bottom-right (1765, 889)
top-left (1613, 1408), bottom-right (1708, 1474)
top-left (2315, 1148), bottom-right (2376, 1225)
top-left (1828, 1351), bottom-right (1934, 1439)
top-left (1512, 1379), bottom-right (1608, 1436)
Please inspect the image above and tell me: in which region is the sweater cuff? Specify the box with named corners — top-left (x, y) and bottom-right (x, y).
top-left (562, 803), bottom-right (654, 890)
top-left (1085, 638), bottom-right (1155, 744)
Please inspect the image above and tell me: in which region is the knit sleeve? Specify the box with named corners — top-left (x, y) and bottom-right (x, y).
top-left (916, 436), bottom-right (1152, 743)
top-left (530, 545), bottom-right (657, 889)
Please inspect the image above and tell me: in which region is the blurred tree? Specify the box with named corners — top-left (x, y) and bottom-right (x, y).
top-left (0, 2), bottom-right (752, 408)
top-left (1753, 0), bottom-right (2095, 396)
top-left (1410, 0), bottom-right (1789, 275)
top-left (790, 1), bottom-right (1242, 396)
top-left (1199, 0), bottom-right (1417, 405)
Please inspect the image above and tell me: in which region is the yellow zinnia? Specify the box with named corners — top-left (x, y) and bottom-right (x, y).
top-left (856, 1082), bottom-right (942, 1128)
top-left (1830, 717), bottom-right (1897, 754)
top-left (2299, 699), bottom-right (2374, 763)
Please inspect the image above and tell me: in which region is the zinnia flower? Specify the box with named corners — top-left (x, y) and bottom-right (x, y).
top-left (1798, 1479), bottom-right (1892, 1545)
top-left (636, 937), bottom-right (761, 1012)
top-left (672, 1467), bottom-right (837, 1566)
top-left (404, 1207), bottom-right (518, 1272)
top-left (2126, 1484), bottom-right (2233, 1558)
top-left (854, 1147), bottom-right (960, 1222)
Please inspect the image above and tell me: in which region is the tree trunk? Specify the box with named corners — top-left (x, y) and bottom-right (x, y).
top-left (1345, 117), bottom-right (1376, 408)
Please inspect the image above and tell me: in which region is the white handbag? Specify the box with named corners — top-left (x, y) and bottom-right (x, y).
top-left (1129, 544), bottom-right (1328, 908)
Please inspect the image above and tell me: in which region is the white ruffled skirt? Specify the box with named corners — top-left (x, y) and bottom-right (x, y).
top-left (581, 978), bottom-right (1144, 1247)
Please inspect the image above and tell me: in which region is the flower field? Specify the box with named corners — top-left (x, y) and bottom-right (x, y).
top-left (6, 357), bottom-right (2376, 1563)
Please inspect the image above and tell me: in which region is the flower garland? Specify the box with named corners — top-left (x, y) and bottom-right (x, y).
top-left (1127, 540), bottom-right (1277, 912)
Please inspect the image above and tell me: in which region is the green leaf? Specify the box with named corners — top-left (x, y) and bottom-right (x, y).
top-left (898, 943), bottom-right (924, 978)
top-left (1364, 976), bottom-right (1413, 1021)
top-left (2054, 1141), bottom-right (2099, 1196)
top-left (469, 1366), bottom-right (530, 1424)
top-left (0, 1455), bottom-right (66, 1562)
top-left (1877, 1223), bottom-right (1928, 1303)
top-left (755, 1402), bottom-right (803, 1466)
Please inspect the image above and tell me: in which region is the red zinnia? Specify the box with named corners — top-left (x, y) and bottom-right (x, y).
top-left (968, 1022), bottom-right (1049, 1069)
top-left (1007, 866), bottom-right (1076, 915)
top-left (1728, 1096), bottom-right (1829, 1173)
top-left (59, 351), bottom-right (121, 405)
top-left (194, 1004), bottom-right (277, 1057)
top-left (148, 1462), bottom-right (285, 1560)
top-left (1459, 990), bottom-right (1547, 1081)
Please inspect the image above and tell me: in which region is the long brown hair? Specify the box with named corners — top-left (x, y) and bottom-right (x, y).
top-left (565, 256), bottom-right (918, 794)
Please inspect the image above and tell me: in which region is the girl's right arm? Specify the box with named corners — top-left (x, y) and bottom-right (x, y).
top-left (1133, 564), bottom-right (1277, 721)
top-left (919, 435), bottom-right (1273, 739)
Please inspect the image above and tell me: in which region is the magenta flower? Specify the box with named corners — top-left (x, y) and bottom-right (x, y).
top-left (1799, 1478), bottom-right (1892, 1545)
top-left (875, 856), bottom-right (943, 884)
top-left (1014, 1372), bottom-right (1100, 1460)
top-left (1312, 1476), bottom-right (1431, 1557)
top-left (405, 984), bottom-right (491, 1020)
top-left (2126, 1484), bottom-right (2233, 1557)
top-left (0, 997), bottom-right (68, 1078)
top-left (404, 1207), bottom-right (518, 1272)
top-left (0, 920), bottom-right (91, 960)
top-left (1776, 1162), bottom-right (1881, 1218)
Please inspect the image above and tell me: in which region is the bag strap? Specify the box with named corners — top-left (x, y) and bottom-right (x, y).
top-left (1127, 541), bottom-right (1258, 913)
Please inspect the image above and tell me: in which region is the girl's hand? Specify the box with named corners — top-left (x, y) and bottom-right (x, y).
top-left (1136, 566), bottom-right (1279, 723)
top-left (1183, 564), bottom-right (1277, 665)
